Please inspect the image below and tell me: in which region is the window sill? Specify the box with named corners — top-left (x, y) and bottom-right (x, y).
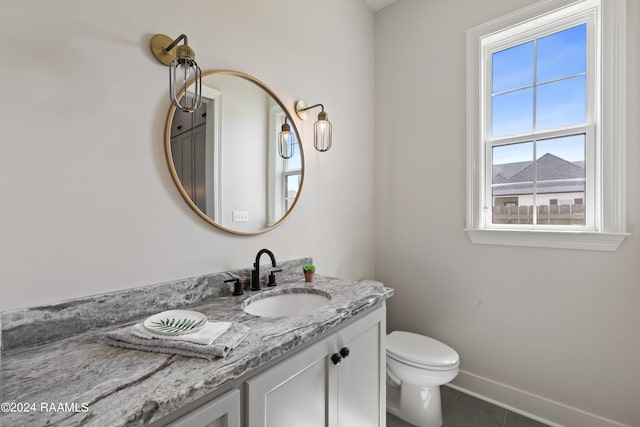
top-left (465, 228), bottom-right (629, 251)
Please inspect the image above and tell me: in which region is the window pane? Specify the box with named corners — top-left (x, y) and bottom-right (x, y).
top-left (536, 189), bottom-right (585, 225)
top-left (536, 134), bottom-right (585, 172)
top-left (285, 173), bottom-right (300, 210)
top-left (492, 141), bottom-right (533, 179)
top-left (286, 142), bottom-right (302, 171)
top-left (492, 41), bottom-right (534, 93)
top-left (492, 142), bottom-right (534, 224)
top-left (537, 24), bottom-right (586, 83)
top-left (535, 135), bottom-right (586, 225)
top-left (536, 76), bottom-right (586, 130)
top-left (492, 88), bottom-right (533, 137)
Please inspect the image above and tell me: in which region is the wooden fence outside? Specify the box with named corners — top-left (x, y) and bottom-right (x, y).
top-left (493, 204), bottom-right (585, 225)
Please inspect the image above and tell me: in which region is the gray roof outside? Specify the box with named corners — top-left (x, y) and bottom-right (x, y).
top-left (493, 153), bottom-right (585, 196)
top-left (493, 161), bottom-right (530, 184)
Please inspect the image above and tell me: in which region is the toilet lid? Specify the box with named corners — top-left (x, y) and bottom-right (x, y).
top-left (387, 331), bottom-right (459, 369)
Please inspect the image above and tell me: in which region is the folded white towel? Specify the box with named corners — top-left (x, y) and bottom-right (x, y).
top-left (132, 321), bottom-right (231, 346)
top-left (105, 322), bottom-right (250, 360)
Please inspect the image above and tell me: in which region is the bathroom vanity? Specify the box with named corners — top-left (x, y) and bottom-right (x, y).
top-left (1, 258), bottom-right (393, 426)
top-left (170, 306), bottom-right (385, 427)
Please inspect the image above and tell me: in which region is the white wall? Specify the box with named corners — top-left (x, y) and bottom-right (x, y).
top-left (375, 0), bottom-right (639, 425)
top-left (0, 0), bottom-right (376, 311)
top-left (214, 74), bottom-right (270, 231)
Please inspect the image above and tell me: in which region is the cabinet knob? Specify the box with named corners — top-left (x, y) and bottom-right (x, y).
top-left (339, 347), bottom-right (350, 358)
top-left (331, 353), bottom-right (342, 365)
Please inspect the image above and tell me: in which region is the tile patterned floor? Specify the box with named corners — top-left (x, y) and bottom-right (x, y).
top-left (387, 386), bottom-right (551, 427)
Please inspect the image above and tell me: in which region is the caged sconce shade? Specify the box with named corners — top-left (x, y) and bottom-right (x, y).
top-left (278, 117), bottom-right (295, 159)
top-left (150, 34), bottom-right (202, 113)
top-left (295, 100), bottom-right (332, 152)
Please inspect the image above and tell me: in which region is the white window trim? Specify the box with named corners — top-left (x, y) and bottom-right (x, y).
top-left (465, 0), bottom-right (628, 251)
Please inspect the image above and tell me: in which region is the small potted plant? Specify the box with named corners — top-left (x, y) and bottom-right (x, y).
top-left (303, 264), bottom-right (316, 283)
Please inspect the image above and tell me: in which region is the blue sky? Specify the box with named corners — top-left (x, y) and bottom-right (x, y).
top-left (490, 23), bottom-right (587, 166)
top-left (493, 134), bottom-right (585, 165)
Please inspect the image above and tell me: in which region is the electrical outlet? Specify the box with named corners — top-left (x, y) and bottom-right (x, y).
top-left (232, 210), bottom-right (249, 222)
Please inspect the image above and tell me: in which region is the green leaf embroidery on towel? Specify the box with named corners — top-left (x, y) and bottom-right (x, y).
top-left (148, 317), bottom-right (206, 333)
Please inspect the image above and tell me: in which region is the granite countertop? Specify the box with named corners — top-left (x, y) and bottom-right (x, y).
top-left (1, 268), bottom-right (393, 426)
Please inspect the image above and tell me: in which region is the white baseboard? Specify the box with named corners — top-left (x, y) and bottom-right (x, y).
top-left (449, 370), bottom-right (630, 427)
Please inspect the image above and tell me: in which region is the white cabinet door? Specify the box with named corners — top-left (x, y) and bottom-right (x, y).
top-left (167, 388), bottom-right (241, 427)
top-left (246, 335), bottom-right (338, 427)
top-left (336, 306), bottom-right (386, 427)
top-left (246, 305), bottom-right (386, 427)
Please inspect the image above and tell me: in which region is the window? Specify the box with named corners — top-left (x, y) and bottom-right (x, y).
top-left (466, 0), bottom-right (628, 251)
top-left (284, 143), bottom-right (302, 211)
top-left (267, 109), bottom-right (302, 225)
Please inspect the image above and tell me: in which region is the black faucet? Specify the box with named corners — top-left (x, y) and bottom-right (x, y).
top-left (251, 248), bottom-right (277, 291)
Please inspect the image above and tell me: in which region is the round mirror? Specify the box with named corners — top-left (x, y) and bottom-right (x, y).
top-left (164, 70), bottom-right (304, 235)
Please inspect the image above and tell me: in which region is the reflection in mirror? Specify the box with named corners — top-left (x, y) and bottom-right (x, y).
top-left (165, 70), bottom-right (304, 235)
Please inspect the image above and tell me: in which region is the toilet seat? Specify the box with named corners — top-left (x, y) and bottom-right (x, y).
top-left (387, 331), bottom-right (459, 371)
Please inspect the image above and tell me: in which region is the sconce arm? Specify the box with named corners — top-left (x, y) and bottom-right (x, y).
top-left (164, 34), bottom-right (188, 53)
top-left (297, 103), bottom-right (324, 113)
top-left (295, 101), bottom-right (326, 120)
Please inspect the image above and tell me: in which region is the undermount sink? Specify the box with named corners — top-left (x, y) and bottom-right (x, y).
top-left (243, 288), bottom-right (331, 317)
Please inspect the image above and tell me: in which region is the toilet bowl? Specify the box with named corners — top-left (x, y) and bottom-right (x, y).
top-left (386, 331), bottom-right (459, 427)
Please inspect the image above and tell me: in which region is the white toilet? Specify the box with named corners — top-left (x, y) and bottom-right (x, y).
top-left (386, 331), bottom-right (460, 427)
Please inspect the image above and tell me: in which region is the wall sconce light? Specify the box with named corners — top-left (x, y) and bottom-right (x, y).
top-left (278, 117), bottom-right (295, 159)
top-left (295, 100), bottom-right (332, 152)
top-left (150, 34), bottom-right (202, 113)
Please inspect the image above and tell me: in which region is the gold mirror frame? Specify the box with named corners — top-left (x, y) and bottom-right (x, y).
top-left (164, 69), bottom-right (305, 235)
